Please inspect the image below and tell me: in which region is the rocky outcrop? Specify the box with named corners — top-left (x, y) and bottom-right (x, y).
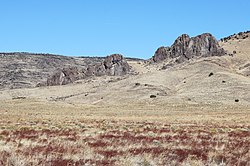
top-left (0, 52), bottom-right (130, 89)
top-left (152, 47), bottom-right (171, 62)
top-left (101, 54), bottom-right (130, 76)
top-left (86, 54), bottom-right (130, 76)
top-left (47, 67), bottom-right (86, 86)
top-left (46, 54), bottom-right (130, 86)
top-left (152, 33), bottom-right (226, 63)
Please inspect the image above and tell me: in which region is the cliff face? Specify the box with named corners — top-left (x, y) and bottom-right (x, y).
top-left (152, 33), bottom-right (226, 63)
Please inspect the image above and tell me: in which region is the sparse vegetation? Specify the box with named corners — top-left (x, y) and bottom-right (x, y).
top-left (135, 83), bottom-right (141, 86)
top-left (0, 103), bottom-right (249, 165)
top-left (150, 95), bottom-right (157, 98)
top-left (220, 30), bottom-right (250, 42)
top-left (208, 72), bottom-right (214, 77)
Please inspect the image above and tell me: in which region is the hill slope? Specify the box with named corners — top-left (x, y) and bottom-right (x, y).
top-left (0, 52), bottom-right (104, 89)
top-left (0, 32), bottom-right (249, 108)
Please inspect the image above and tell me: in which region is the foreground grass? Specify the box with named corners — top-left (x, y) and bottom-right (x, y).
top-left (0, 100), bottom-right (249, 165)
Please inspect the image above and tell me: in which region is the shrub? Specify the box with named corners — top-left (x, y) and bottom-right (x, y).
top-left (150, 95), bottom-right (157, 98)
top-left (208, 72), bottom-right (214, 77)
top-left (135, 83), bottom-right (140, 86)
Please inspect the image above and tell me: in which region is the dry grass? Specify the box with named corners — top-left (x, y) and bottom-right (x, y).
top-left (0, 99), bottom-right (249, 166)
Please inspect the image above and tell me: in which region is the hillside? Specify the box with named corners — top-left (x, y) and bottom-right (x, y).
top-left (0, 32), bottom-right (249, 107)
top-left (219, 31), bottom-right (250, 77)
top-left (0, 52), bottom-right (104, 89)
top-left (0, 53), bottom-right (135, 89)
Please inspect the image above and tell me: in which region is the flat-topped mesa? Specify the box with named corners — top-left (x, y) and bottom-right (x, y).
top-left (46, 54), bottom-right (130, 86)
top-left (152, 33), bottom-right (226, 63)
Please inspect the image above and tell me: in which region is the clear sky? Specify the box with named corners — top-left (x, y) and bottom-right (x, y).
top-left (0, 0), bottom-right (249, 59)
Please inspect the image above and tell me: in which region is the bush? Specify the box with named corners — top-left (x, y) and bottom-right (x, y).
top-left (235, 99), bottom-right (239, 102)
top-left (208, 72), bottom-right (214, 77)
top-left (135, 83), bottom-right (140, 86)
top-left (150, 95), bottom-right (157, 98)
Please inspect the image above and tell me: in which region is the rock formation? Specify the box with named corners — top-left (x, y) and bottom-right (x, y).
top-left (104, 54), bottom-right (126, 75)
top-left (85, 54), bottom-right (130, 77)
top-left (152, 33), bottom-right (226, 63)
top-left (47, 67), bottom-right (86, 86)
top-left (47, 54), bottom-right (130, 86)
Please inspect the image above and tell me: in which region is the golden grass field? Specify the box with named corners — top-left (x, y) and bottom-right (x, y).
top-left (0, 99), bottom-right (249, 166)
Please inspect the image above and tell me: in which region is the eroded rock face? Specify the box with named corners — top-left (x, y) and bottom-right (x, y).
top-left (152, 47), bottom-right (171, 62)
top-left (47, 67), bottom-right (86, 86)
top-left (152, 33), bottom-right (226, 63)
top-left (103, 54), bottom-right (130, 76)
top-left (86, 54), bottom-right (130, 77)
top-left (47, 54), bottom-right (130, 86)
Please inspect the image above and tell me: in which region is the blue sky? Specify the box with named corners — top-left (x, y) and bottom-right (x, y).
top-left (0, 0), bottom-right (249, 59)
